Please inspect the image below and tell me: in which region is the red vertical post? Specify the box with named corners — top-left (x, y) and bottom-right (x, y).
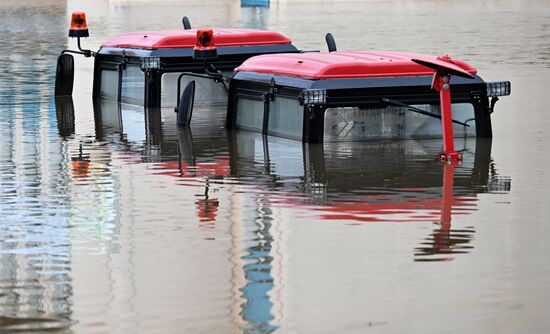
top-left (411, 56), bottom-right (474, 162)
top-left (431, 71), bottom-right (462, 163)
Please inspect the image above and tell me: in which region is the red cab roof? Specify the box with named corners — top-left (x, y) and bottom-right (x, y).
top-left (235, 51), bottom-right (477, 79)
top-left (101, 29), bottom-right (292, 50)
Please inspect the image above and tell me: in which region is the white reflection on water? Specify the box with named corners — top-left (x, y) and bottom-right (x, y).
top-left (1, 0), bottom-right (549, 333)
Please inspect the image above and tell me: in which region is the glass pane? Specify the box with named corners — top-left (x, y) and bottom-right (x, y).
top-left (324, 103), bottom-right (476, 141)
top-left (100, 70), bottom-right (119, 101)
top-left (121, 66), bottom-right (144, 105)
top-left (407, 103), bottom-right (476, 138)
top-left (161, 72), bottom-right (230, 108)
top-left (267, 97), bottom-right (303, 139)
top-left (236, 98), bottom-right (264, 132)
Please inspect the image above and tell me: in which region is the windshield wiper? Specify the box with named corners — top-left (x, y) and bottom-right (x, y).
top-left (382, 98), bottom-right (470, 127)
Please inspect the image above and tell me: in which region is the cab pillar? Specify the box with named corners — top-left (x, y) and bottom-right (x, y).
top-left (144, 70), bottom-right (162, 108)
top-left (302, 105), bottom-right (325, 143)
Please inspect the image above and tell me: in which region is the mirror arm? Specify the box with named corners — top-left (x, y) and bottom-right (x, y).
top-left (62, 37), bottom-right (96, 58)
top-left (175, 64), bottom-right (231, 109)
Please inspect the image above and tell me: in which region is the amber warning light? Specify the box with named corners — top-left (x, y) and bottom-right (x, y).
top-left (69, 11), bottom-right (89, 38)
top-left (193, 29), bottom-right (217, 60)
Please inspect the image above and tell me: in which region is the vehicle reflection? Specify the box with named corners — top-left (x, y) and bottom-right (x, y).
top-left (86, 98), bottom-right (511, 330)
top-left (91, 98), bottom-right (511, 234)
top-left (92, 100), bottom-right (279, 331)
top-left (414, 163), bottom-right (476, 262)
top-left (229, 131), bottom-right (511, 261)
top-left (54, 97), bottom-right (75, 138)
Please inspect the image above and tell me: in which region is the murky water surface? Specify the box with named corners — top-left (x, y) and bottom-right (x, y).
top-left (0, 0), bottom-right (549, 332)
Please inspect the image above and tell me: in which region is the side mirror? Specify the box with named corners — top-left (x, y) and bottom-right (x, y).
top-left (177, 80), bottom-right (196, 127)
top-left (55, 54), bottom-right (74, 96)
top-left (325, 33), bottom-right (337, 52)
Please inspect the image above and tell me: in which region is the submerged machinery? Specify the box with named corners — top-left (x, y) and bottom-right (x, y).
top-left (55, 12), bottom-right (510, 162)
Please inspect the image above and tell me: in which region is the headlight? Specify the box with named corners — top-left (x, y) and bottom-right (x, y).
top-left (140, 57), bottom-right (161, 71)
top-left (301, 89), bottom-right (326, 105)
top-left (486, 81), bottom-right (511, 97)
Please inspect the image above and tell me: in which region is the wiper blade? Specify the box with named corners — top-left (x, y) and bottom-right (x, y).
top-left (382, 98), bottom-right (470, 127)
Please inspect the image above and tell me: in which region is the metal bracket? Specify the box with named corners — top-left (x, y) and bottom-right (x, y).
top-left (120, 50), bottom-right (129, 69)
top-left (488, 96), bottom-right (499, 114)
top-left (174, 63), bottom-right (230, 112)
top-left (307, 105), bottom-right (316, 120)
top-left (262, 78), bottom-right (278, 102)
top-left (61, 37), bottom-right (96, 58)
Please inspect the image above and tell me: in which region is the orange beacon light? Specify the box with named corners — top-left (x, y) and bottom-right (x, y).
top-left (193, 29), bottom-right (217, 60)
top-left (69, 12), bottom-right (89, 38)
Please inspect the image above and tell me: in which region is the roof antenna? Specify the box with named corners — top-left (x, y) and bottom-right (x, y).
top-left (182, 16), bottom-right (192, 30)
top-left (325, 33), bottom-right (337, 52)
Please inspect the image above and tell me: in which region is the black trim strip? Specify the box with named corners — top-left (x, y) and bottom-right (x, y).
top-left (98, 44), bottom-right (298, 58)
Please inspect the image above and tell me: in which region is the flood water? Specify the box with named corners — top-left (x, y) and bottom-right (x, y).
top-left (1, 0), bottom-right (549, 332)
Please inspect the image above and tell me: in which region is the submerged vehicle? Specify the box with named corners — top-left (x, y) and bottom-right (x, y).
top-left (228, 48), bottom-right (510, 162)
top-left (56, 12), bottom-right (510, 162)
top-left (229, 52), bottom-right (500, 142)
top-left (55, 12), bottom-right (298, 108)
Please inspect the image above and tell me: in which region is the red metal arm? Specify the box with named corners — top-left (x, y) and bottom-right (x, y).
top-left (432, 70), bottom-right (461, 162)
top-left (411, 56), bottom-right (475, 163)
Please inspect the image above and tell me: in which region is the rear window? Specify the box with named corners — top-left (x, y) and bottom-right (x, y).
top-left (324, 103), bottom-right (476, 141)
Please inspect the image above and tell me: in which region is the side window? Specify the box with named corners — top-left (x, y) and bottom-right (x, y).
top-left (121, 66), bottom-right (144, 105)
top-left (267, 97), bottom-right (303, 139)
top-left (234, 95), bottom-right (305, 139)
top-left (235, 97), bottom-right (264, 131)
top-left (99, 70), bottom-right (120, 101)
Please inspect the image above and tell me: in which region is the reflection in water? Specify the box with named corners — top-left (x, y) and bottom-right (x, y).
top-left (240, 7), bottom-right (269, 30)
top-left (240, 205), bottom-right (277, 334)
top-left (86, 95), bottom-right (512, 330)
top-left (93, 100), bottom-right (282, 331)
top-left (414, 163), bottom-right (475, 262)
top-left (228, 133), bottom-right (510, 262)
top-left (55, 97), bottom-right (75, 139)
top-left (0, 1), bottom-right (74, 332)
top-left (196, 179), bottom-right (220, 224)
